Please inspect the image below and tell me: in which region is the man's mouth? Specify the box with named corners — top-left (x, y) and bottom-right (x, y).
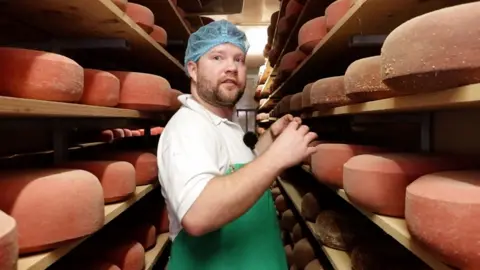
top-left (222, 79), bottom-right (237, 85)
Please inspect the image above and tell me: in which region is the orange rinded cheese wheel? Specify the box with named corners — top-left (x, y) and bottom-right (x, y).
top-left (132, 130), bottom-right (142, 136)
top-left (102, 151), bottom-right (158, 185)
top-left (0, 169), bottom-right (104, 254)
top-left (344, 153), bottom-right (473, 217)
top-left (298, 17), bottom-right (327, 54)
top-left (310, 76), bottom-right (351, 110)
top-left (111, 71), bottom-right (172, 111)
top-left (151, 127), bottom-right (164, 136)
top-left (152, 206), bottom-right (169, 234)
top-left (0, 211), bottom-right (18, 270)
top-left (303, 140), bottom-right (323, 165)
top-left (170, 89), bottom-right (183, 111)
top-left (150, 25), bottom-right (168, 47)
top-left (344, 56), bottom-right (398, 102)
top-left (112, 128), bottom-right (125, 139)
top-left (123, 129), bottom-right (133, 137)
top-left (311, 143), bottom-right (385, 187)
top-left (325, 0), bottom-right (355, 31)
top-left (112, 0), bottom-right (128, 11)
top-left (0, 47), bottom-right (83, 102)
top-left (105, 240), bottom-right (145, 270)
top-left (81, 69), bottom-right (120, 107)
top-left (138, 129), bottom-right (145, 136)
top-left (293, 238), bottom-right (315, 269)
top-left (125, 3), bottom-right (155, 33)
top-left (406, 171), bottom-right (480, 269)
top-left (279, 51), bottom-right (307, 75)
top-left (100, 130), bottom-right (115, 143)
top-left (62, 161), bottom-right (136, 204)
top-left (381, 2), bottom-right (480, 93)
top-left (274, 195), bottom-right (288, 213)
top-left (131, 223), bottom-right (157, 251)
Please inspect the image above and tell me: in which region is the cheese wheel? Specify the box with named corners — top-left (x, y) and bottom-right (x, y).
top-left (150, 25), bottom-right (167, 47)
top-left (151, 127), bottom-right (164, 136)
top-left (305, 259), bottom-right (324, 270)
top-left (100, 130), bottom-right (115, 143)
top-left (344, 56), bottom-right (398, 102)
top-left (278, 95), bottom-right (293, 116)
top-left (131, 223), bottom-right (157, 251)
top-left (286, 0), bottom-right (304, 18)
top-left (311, 143), bottom-right (385, 187)
top-left (125, 3), bottom-right (155, 33)
top-left (110, 71), bottom-right (172, 111)
top-left (80, 261), bottom-right (121, 270)
top-left (406, 171), bottom-right (480, 269)
top-left (301, 193), bottom-right (320, 221)
top-left (381, 3), bottom-right (480, 93)
top-left (303, 140), bottom-right (323, 165)
top-left (170, 89), bottom-right (183, 111)
top-left (62, 161), bottom-right (136, 203)
top-left (298, 17), bottom-right (327, 54)
top-left (290, 265), bottom-right (298, 270)
top-left (344, 153), bottom-right (473, 217)
top-left (101, 151), bottom-right (158, 185)
top-left (123, 129), bottom-right (133, 137)
top-left (313, 210), bottom-right (358, 250)
top-left (310, 76), bottom-right (351, 111)
top-left (81, 69), bottom-right (120, 107)
top-left (293, 238), bottom-right (315, 269)
top-left (0, 169), bottom-right (104, 254)
top-left (275, 195), bottom-right (288, 213)
top-left (285, 245), bottom-right (294, 267)
top-left (105, 240), bottom-right (145, 270)
top-left (0, 211), bottom-right (17, 270)
top-left (271, 187), bottom-right (281, 200)
top-left (0, 47), bottom-right (83, 102)
top-left (152, 206), bottom-right (169, 234)
top-left (325, 0), bottom-right (354, 31)
top-left (112, 0), bottom-right (128, 11)
top-left (301, 83), bottom-right (314, 111)
top-left (292, 223), bottom-right (303, 243)
top-left (132, 130), bottom-right (142, 136)
top-left (112, 128), bottom-right (125, 139)
top-left (280, 210), bottom-right (297, 231)
top-left (289, 93), bottom-right (303, 113)
top-left (279, 51), bottom-right (307, 78)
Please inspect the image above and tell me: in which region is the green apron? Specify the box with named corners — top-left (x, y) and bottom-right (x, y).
top-left (167, 163), bottom-right (288, 270)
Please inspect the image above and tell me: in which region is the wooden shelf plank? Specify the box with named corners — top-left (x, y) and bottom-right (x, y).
top-left (17, 184), bottom-right (158, 270)
top-left (300, 166), bottom-right (453, 270)
top-left (278, 178), bottom-right (352, 270)
top-left (0, 96), bottom-right (161, 118)
top-left (2, 0), bottom-right (186, 83)
top-left (136, 0), bottom-right (192, 42)
top-left (145, 233), bottom-right (170, 270)
top-left (304, 83), bottom-right (480, 119)
top-left (272, 0), bottom-right (478, 98)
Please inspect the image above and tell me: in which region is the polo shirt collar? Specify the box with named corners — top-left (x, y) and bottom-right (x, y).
top-left (178, 94), bottom-right (227, 126)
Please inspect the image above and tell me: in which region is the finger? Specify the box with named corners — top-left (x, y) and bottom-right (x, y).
top-left (286, 119), bottom-right (300, 131)
top-left (304, 131), bottom-right (318, 143)
top-left (283, 114), bottom-right (294, 122)
top-left (293, 117), bottom-right (302, 124)
top-left (297, 125), bottom-right (310, 135)
top-left (306, 146), bottom-right (318, 156)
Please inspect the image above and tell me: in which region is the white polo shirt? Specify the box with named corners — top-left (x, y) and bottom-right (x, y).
top-left (157, 94), bottom-right (256, 240)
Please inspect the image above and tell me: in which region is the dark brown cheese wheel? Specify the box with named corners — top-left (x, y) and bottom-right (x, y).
top-left (289, 92), bottom-right (303, 113)
top-left (292, 223), bottom-right (303, 243)
top-left (293, 238), bottom-right (315, 269)
top-left (278, 51), bottom-right (307, 79)
top-left (271, 187), bottom-right (281, 199)
top-left (298, 16), bottom-right (327, 55)
top-left (278, 95), bottom-right (293, 116)
top-left (301, 83), bottom-right (314, 111)
top-left (310, 76), bottom-right (351, 111)
top-left (290, 265), bottom-right (298, 270)
top-left (280, 210), bottom-right (297, 231)
top-left (285, 245), bottom-right (294, 267)
top-left (275, 195), bottom-right (288, 213)
top-left (381, 2), bottom-right (480, 93)
top-left (286, 0), bottom-right (304, 18)
top-left (301, 193), bottom-right (320, 222)
top-left (313, 210), bottom-right (357, 251)
top-left (305, 259), bottom-right (325, 270)
top-left (344, 56), bottom-right (398, 102)
top-left (405, 170), bottom-right (480, 269)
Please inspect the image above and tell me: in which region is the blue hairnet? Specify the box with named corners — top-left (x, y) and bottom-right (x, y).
top-left (184, 20), bottom-right (250, 75)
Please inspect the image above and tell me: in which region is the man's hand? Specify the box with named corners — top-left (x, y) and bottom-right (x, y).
top-left (269, 114), bottom-right (302, 138)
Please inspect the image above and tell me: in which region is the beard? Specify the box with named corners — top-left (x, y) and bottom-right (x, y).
top-left (196, 73), bottom-right (245, 108)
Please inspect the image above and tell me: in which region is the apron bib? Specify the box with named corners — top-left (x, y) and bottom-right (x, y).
top-left (167, 163), bottom-right (288, 270)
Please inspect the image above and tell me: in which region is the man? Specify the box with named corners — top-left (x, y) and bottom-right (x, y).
top-left (157, 20), bottom-right (318, 269)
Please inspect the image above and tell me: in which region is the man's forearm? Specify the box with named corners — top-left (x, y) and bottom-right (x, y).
top-left (181, 151), bottom-right (282, 236)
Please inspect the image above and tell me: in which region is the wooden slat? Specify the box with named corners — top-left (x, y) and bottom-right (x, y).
top-left (136, 0), bottom-right (192, 42)
top-left (0, 96), bottom-right (159, 118)
top-left (145, 233), bottom-right (170, 270)
top-left (303, 83), bottom-right (480, 119)
top-left (17, 184), bottom-right (158, 270)
top-left (2, 0), bottom-right (185, 83)
top-left (272, 0), bottom-right (478, 98)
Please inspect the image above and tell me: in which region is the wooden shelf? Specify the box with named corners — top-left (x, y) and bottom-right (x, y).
top-left (177, 0), bottom-right (203, 13)
top-left (300, 166), bottom-right (453, 270)
top-left (271, 0), bottom-right (478, 99)
top-left (303, 83), bottom-right (480, 119)
top-left (277, 178), bottom-right (352, 270)
top-left (17, 184), bottom-right (158, 270)
top-left (136, 0), bottom-right (192, 42)
top-left (2, 0), bottom-right (186, 84)
top-left (145, 233), bottom-right (170, 270)
top-left (0, 96), bottom-right (162, 118)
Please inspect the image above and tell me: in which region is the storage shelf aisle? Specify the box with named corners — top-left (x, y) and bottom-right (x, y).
top-left (17, 184), bottom-right (158, 270)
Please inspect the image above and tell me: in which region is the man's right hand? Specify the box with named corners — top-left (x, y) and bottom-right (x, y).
top-left (265, 120), bottom-right (318, 171)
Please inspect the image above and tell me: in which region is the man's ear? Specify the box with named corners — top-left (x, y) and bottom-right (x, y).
top-left (187, 61), bottom-right (198, 82)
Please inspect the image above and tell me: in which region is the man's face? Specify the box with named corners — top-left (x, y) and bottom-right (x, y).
top-left (188, 43), bottom-right (247, 108)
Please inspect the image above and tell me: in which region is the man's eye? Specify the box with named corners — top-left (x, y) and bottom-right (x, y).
top-left (213, 56), bottom-right (221, 60)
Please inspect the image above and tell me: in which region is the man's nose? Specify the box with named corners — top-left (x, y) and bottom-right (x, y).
top-left (225, 59), bottom-right (238, 74)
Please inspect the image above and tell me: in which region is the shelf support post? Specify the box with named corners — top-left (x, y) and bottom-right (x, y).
top-left (420, 112), bottom-right (433, 152)
top-left (53, 119), bottom-right (69, 165)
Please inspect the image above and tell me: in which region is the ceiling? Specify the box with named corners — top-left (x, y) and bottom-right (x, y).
top-left (207, 0), bottom-right (279, 25)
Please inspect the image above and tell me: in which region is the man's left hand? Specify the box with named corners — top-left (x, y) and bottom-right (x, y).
top-left (269, 114), bottom-right (302, 138)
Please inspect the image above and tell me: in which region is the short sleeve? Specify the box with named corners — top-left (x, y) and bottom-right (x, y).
top-left (157, 118), bottom-right (226, 223)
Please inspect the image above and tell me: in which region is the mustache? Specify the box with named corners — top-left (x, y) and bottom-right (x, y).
top-left (219, 77), bottom-right (238, 85)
